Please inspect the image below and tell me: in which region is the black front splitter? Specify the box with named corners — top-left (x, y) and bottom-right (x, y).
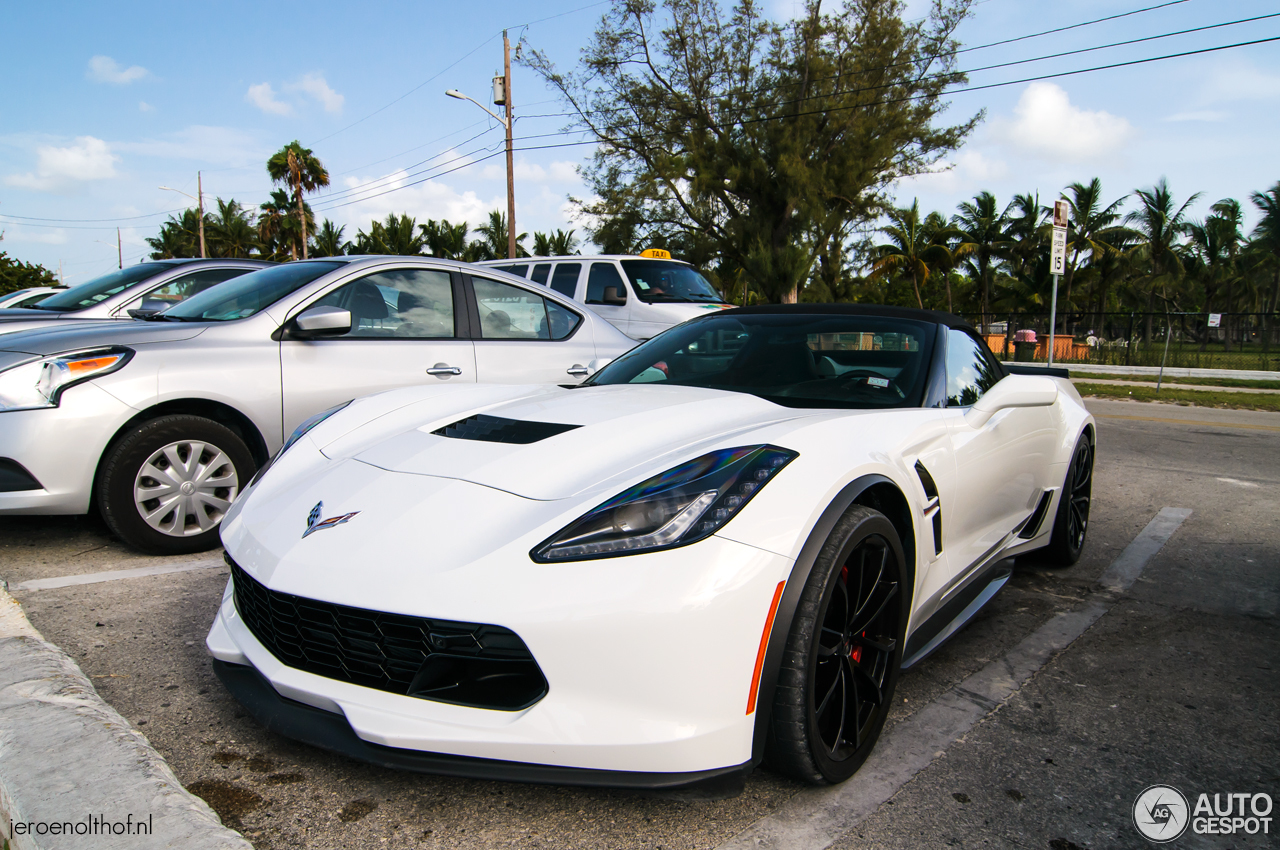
top-left (212, 659), bottom-right (749, 797)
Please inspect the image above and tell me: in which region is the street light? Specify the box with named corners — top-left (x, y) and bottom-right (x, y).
top-left (446, 30), bottom-right (517, 259)
top-left (158, 171), bottom-right (206, 258)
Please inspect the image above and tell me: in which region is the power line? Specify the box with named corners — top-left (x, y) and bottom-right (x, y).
top-left (0, 208), bottom-right (184, 224)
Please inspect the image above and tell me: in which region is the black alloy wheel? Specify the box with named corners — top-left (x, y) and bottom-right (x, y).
top-left (1043, 433), bottom-right (1093, 566)
top-left (769, 505), bottom-right (908, 784)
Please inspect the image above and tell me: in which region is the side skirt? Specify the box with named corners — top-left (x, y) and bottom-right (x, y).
top-left (900, 559), bottom-right (1013, 669)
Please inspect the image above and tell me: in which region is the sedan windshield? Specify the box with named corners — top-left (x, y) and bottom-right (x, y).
top-left (620, 260), bottom-right (725, 304)
top-left (587, 313), bottom-right (937, 409)
top-left (28, 264), bottom-right (173, 311)
top-left (160, 262), bottom-right (343, 321)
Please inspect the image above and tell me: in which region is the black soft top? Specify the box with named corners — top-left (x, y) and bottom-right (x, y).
top-left (717, 303), bottom-right (974, 330)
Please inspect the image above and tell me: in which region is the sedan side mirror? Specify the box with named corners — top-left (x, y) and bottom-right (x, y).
top-left (964, 375), bottom-right (1058, 427)
top-left (291, 305), bottom-right (351, 338)
top-left (602, 286), bottom-right (627, 306)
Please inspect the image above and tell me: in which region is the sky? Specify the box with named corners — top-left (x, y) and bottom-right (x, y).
top-left (1, 0), bottom-right (1277, 284)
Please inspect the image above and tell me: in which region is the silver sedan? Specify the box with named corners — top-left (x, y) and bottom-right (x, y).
top-left (0, 256), bottom-right (635, 554)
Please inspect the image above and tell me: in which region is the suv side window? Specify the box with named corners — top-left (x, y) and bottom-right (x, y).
top-left (586, 262), bottom-right (627, 304)
top-left (313, 268), bottom-right (455, 338)
top-left (944, 328), bottom-right (1002, 407)
top-left (548, 263), bottom-right (580, 298)
top-left (472, 276), bottom-right (582, 341)
top-left (530, 263), bottom-right (552, 286)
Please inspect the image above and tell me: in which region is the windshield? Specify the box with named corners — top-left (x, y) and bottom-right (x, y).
top-left (586, 313), bottom-right (937, 409)
top-left (161, 262), bottom-right (342, 321)
top-left (30, 264), bottom-right (172, 311)
top-left (620, 260), bottom-right (725, 304)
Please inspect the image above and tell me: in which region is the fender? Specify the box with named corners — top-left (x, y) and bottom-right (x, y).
top-left (749, 473), bottom-right (916, 764)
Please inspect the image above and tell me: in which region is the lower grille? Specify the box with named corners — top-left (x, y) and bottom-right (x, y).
top-left (228, 558), bottom-right (547, 711)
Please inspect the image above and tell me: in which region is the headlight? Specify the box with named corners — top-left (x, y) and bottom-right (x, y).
top-left (0, 348), bottom-right (133, 412)
top-left (247, 400), bottom-right (352, 488)
top-left (532, 445), bottom-right (796, 562)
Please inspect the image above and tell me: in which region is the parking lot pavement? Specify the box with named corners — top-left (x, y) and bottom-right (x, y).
top-left (2, 398), bottom-right (1276, 849)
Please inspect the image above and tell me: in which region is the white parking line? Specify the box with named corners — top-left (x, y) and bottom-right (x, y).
top-left (715, 507), bottom-right (1192, 850)
top-left (15, 557), bottom-right (226, 591)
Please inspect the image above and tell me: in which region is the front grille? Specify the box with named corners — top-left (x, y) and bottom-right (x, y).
top-left (229, 558), bottom-right (547, 711)
top-left (431, 413), bottom-right (579, 444)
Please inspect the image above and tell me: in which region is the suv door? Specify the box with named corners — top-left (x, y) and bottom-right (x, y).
top-left (466, 274), bottom-right (595, 384)
top-left (279, 265), bottom-right (476, 436)
top-left (583, 261), bottom-right (631, 337)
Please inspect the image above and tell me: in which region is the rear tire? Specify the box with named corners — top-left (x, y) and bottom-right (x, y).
top-left (767, 505), bottom-right (909, 784)
top-left (1041, 432), bottom-right (1093, 566)
top-left (97, 415), bottom-right (255, 555)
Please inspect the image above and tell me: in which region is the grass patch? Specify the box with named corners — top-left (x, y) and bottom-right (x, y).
top-left (1074, 382), bottom-right (1280, 412)
top-left (1071, 374), bottom-right (1280, 390)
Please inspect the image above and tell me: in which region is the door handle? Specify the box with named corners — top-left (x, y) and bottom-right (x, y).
top-left (566, 365), bottom-right (589, 377)
top-left (426, 363), bottom-right (462, 376)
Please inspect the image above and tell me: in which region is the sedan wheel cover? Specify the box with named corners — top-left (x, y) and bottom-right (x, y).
top-left (813, 536), bottom-right (900, 761)
top-left (133, 440), bottom-right (239, 537)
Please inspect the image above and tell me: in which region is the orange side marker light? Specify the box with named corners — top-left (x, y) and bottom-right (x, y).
top-left (746, 580), bottom-right (787, 715)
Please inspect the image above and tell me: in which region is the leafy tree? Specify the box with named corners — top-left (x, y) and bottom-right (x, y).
top-left (1055, 179), bottom-right (1130, 334)
top-left (421, 219), bottom-right (470, 259)
top-left (0, 247), bottom-right (58, 295)
top-left (532, 229), bottom-right (580, 256)
top-left (147, 208), bottom-right (205, 259)
top-left (312, 219), bottom-right (347, 257)
top-left (352, 213), bottom-right (427, 255)
top-left (207, 198), bottom-right (259, 259)
top-left (258, 190), bottom-right (307, 262)
top-left (952, 191), bottom-right (1010, 332)
top-left (868, 200), bottom-right (959, 310)
top-left (1125, 178), bottom-right (1200, 341)
top-left (266, 141), bottom-right (330, 260)
top-left (527, 0), bottom-right (977, 302)
top-left (1248, 182), bottom-right (1280, 352)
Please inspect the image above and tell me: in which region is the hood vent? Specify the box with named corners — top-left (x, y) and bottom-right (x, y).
top-left (432, 413), bottom-right (580, 445)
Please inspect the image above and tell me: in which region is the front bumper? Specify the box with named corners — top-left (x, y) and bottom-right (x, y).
top-left (207, 531), bottom-right (792, 778)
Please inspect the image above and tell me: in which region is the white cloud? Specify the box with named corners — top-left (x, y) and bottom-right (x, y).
top-left (117, 125), bottom-right (268, 169)
top-left (333, 171), bottom-right (501, 233)
top-left (480, 158), bottom-right (581, 183)
top-left (87, 55), bottom-right (149, 85)
top-left (246, 82), bottom-right (291, 116)
top-left (896, 150), bottom-right (1008, 196)
top-left (1164, 110), bottom-right (1228, 123)
top-left (287, 73), bottom-right (344, 114)
top-left (991, 82), bottom-right (1134, 162)
top-left (138, 101), bottom-right (155, 112)
top-left (5, 136), bottom-right (119, 191)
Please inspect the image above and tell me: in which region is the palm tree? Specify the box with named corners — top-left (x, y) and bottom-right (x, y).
top-left (868, 200), bottom-right (959, 310)
top-left (470, 210), bottom-right (528, 261)
top-left (952, 191), bottom-right (1010, 333)
top-left (207, 198), bottom-right (258, 259)
top-left (1248, 182), bottom-right (1280, 353)
top-left (146, 208), bottom-right (205, 258)
top-left (532, 229), bottom-right (580, 256)
top-left (266, 141), bottom-right (330, 260)
top-left (1125, 178), bottom-right (1201, 342)
top-left (258, 190), bottom-right (298, 261)
top-left (421, 219), bottom-right (469, 259)
top-left (312, 219), bottom-right (347, 258)
top-left (352, 213), bottom-right (427, 255)
top-left (1055, 179), bottom-right (1131, 335)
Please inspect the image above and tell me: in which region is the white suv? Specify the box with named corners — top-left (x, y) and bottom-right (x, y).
top-left (478, 251), bottom-right (732, 340)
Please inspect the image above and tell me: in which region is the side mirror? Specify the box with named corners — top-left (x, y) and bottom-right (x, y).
top-left (291, 305), bottom-right (351, 338)
top-left (602, 286), bottom-right (627, 306)
top-left (127, 298), bottom-right (169, 319)
top-left (964, 375), bottom-right (1058, 427)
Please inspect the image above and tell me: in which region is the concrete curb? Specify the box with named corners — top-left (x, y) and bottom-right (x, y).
top-left (0, 582), bottom-right (252, 850)
top-left (1002, 361), bottom-right (1280, 381)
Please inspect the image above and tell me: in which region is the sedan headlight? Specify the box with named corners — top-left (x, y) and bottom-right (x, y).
top-left (533, 445), bottom-right (796, 562)
top-left (247, 400), bottom-right (352, 488)
top-left (0, 348), bottom-right (133, 412)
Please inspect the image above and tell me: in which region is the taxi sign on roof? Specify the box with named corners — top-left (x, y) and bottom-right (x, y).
top-left (639, 248), bottom-right (671, 259)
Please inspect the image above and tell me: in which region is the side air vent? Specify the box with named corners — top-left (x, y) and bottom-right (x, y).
top-left (1018, 490), bottom-right (1055, 539)
top-left (432, 413), bottom-right (580, 444)
top-left (915, 461), bottom-right (943, 556)
top-left (0, 458), bottom-right (42, 493)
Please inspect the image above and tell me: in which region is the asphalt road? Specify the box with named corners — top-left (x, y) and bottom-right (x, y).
top-left (2, 398), bottom-right (1276, 850)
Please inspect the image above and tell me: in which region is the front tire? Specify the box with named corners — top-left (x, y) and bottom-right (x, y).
top-left (768, 505), bottom-right (909, 784)
top-left (97, 415), bottom-right (255, 555)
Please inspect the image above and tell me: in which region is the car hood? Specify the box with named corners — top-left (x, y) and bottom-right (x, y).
top-left (0, 320), bottom-right (206, 355)
top-left (323, 383), bottom-right (815, 501)
top-left (0, 307), bottom-right (57, 321)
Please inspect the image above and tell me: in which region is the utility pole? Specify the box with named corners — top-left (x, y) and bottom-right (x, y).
top-left (501, 30), bottom-right (516, 260)
top-left (117, 227), bottom-right (123, 269)
top-left (197, 171), bottom-right (207, 259)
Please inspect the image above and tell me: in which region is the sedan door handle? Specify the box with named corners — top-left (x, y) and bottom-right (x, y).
top-left (566, 365), bottom-right (589, 377)
top-left (426, 363), bottom-right (462, 376)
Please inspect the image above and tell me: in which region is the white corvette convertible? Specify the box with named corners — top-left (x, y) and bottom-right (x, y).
top-left (207, 305), bottom-right (1094, 793)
